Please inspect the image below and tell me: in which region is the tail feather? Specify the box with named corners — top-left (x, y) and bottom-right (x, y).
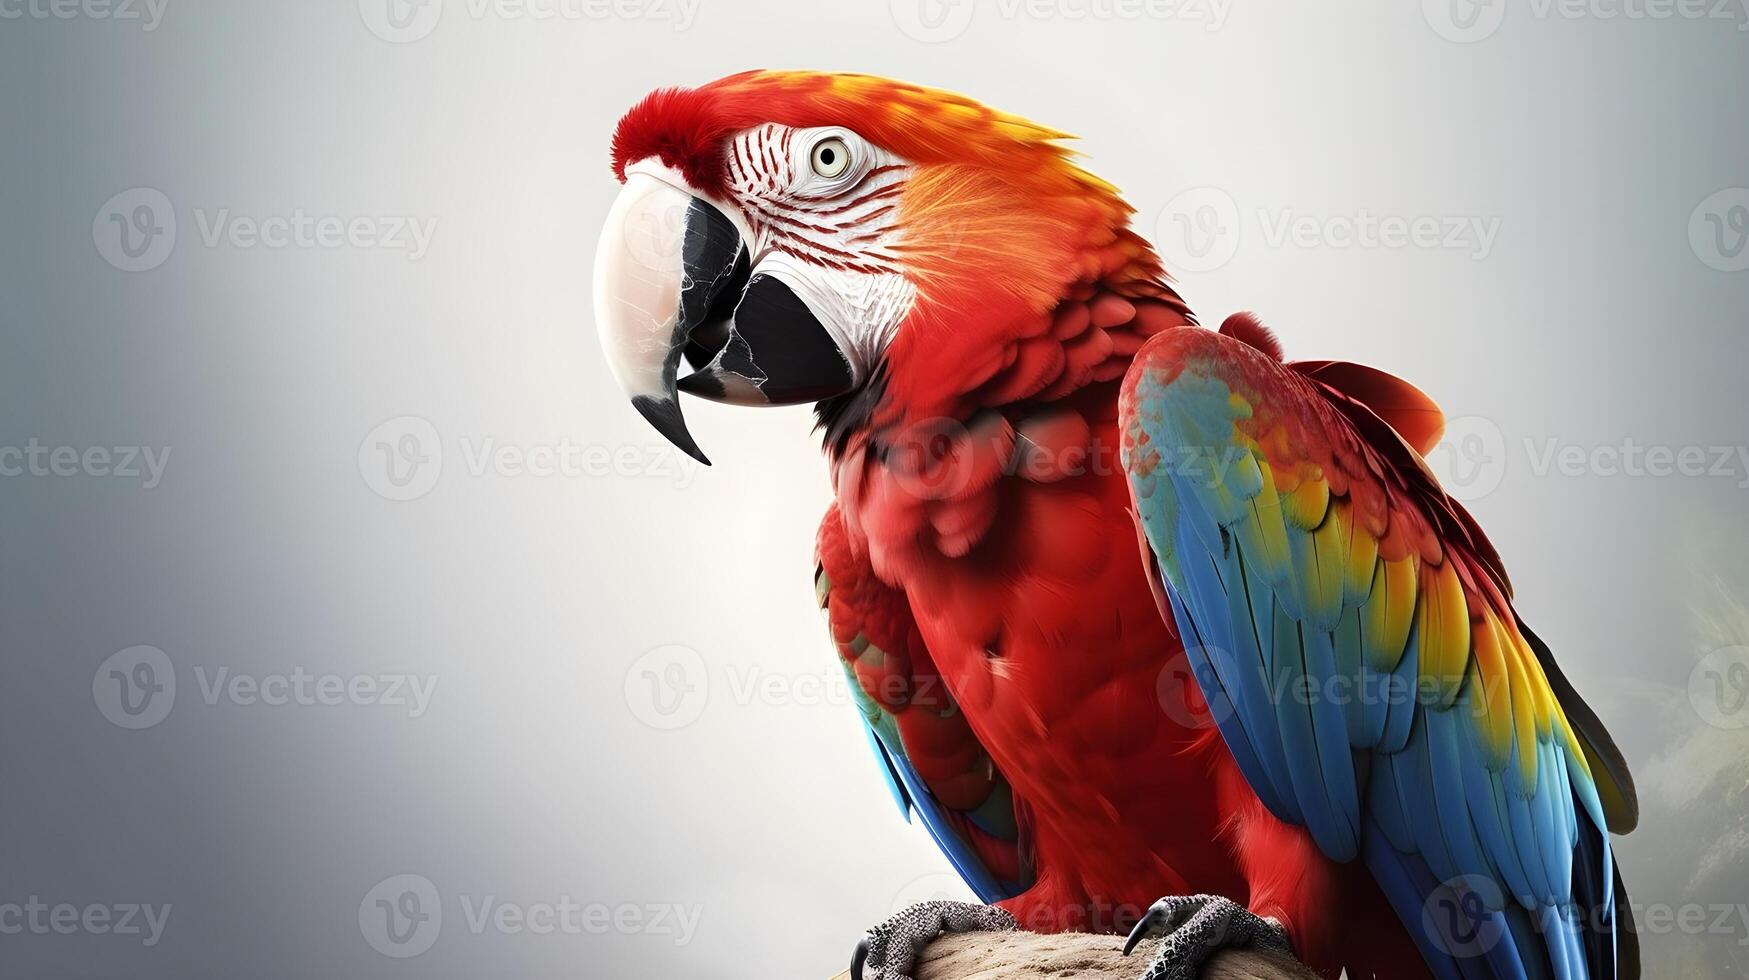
top-left (1613, 861), bottom-right (1641, 980)
top-left (1518, 621), bottom-right (1639, 835)
top-left (1571, 815), bottom-right (1621, 980)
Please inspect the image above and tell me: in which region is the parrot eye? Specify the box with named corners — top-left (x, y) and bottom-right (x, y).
top-left (810, 137), bottom-right (851, 179)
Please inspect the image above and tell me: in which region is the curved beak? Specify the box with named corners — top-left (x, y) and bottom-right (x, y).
top-left (593, 169), bottom-right (855, 464)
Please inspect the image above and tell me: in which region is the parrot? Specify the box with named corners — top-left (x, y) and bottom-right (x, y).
top-left (592, 70), bottom-right (1641, 980)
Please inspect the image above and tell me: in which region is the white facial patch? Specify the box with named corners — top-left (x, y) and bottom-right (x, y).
top-left (720, 124), bottom-right (918, 384)
top-left (752, 251), bottom-right (915, 384)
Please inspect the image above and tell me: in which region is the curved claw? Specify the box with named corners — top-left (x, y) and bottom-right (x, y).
top-left (1122, 896), bottom-right (1186, 956)
top-left (1120, 894), bottom-right (1294, 980)
top-left (849, 900), bottom-right (1019, 980)
top-left (1122, 913), bottom-right (1155, 957)
top-left (851, 936), bottom-right (870, 980)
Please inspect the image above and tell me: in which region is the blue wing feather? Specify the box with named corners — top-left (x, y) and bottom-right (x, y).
top-left (860, 720), bottom-right (1014, 902)
top-left (817, 533), bottom-right (1031, 907)
top-left (862, 721), bottom-right (912, 816)
top-left (1122, 329), bottom-right (1635, 979)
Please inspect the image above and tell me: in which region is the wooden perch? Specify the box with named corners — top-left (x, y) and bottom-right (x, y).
top-left (830, 929), bottom-right (1319, 980)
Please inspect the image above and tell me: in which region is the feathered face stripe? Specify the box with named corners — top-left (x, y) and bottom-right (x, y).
top-left (721, 124), bottom-right (909, 275)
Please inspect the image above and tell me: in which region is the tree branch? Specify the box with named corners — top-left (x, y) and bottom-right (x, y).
top-left (831, 929), bottom-right (1319, 980)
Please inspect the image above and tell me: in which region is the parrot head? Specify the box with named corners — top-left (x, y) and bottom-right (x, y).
top-left (595, 70), bottom-right (1173, 464)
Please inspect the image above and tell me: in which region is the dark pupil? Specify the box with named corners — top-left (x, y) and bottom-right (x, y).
top-left (819, 148), bottom-right (836, 166)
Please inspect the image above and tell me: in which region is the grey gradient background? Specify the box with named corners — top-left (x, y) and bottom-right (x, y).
top-left (2, 0), bottom-right (1748, 976)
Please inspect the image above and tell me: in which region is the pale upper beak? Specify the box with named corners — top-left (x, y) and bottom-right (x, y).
top-left (592, 164), bottom-right (855, 464)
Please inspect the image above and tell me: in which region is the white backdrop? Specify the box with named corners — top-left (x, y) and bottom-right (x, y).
top-left (3, 1), bottom-right (1748, 976)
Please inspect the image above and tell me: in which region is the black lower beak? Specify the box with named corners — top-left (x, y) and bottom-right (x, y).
top-left (639, 200), bottom-right (746, 464)
top-left (677, 273), bottom-right (855, 405)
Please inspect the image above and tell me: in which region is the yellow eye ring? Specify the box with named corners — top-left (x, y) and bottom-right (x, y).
top-left (810, 137), bottom-right (851, 179)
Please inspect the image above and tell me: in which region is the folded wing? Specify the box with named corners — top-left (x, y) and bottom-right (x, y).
top-left (816, 508), bottom-right (1033, 901)
top-left (1119, 324), bottom-right (1637, 980)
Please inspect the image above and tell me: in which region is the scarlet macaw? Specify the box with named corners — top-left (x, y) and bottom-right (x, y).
top-left (593, 71), bottom-right (1640, 980)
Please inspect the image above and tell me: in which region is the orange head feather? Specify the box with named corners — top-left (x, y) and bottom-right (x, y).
top-left (608, 71), bottom-right (1182, 441)
top-left (611, 70), bottom-right (1164, 313)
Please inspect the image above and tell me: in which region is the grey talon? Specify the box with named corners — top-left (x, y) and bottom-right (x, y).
top-left (1122, 895), bottom-right (1292, 980)
top-left (851, 901), bottom-right (1020, 980)
top-left (851, 936), bottom-right (870, 980)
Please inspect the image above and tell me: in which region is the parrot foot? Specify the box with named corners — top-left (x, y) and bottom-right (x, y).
top-left (850, 900), bottom-right (1018, 980)
top-left (1121, 894), bottom-right (1291, 980)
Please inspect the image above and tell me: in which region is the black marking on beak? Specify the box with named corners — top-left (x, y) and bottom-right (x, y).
top-left (602, 183), bottom-right (856, 463)
top-left (628, 199), bottom-right (745, 466)
top-left (678, 273), bottom-right (855, 406)
top-left (683, 247), bottom-right (749, 373)
top-left (632, 393), bottom-right (709, 467)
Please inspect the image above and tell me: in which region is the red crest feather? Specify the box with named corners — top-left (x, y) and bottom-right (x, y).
top-left (610, 83), bottom-right (747, 198)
